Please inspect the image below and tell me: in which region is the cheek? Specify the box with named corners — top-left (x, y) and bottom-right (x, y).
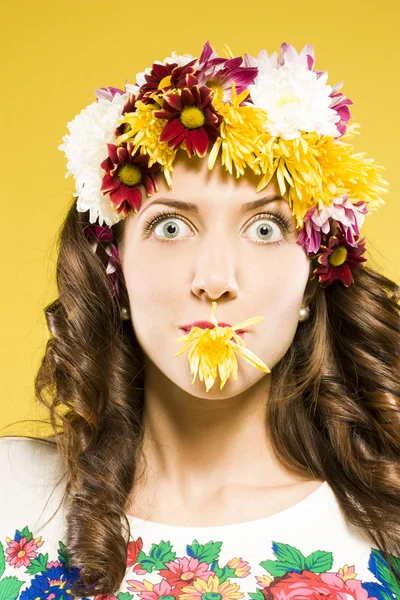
top-left (121, 239), bottom-right (310, 315)
top-left (122, 243), bottom-right (186, 297)
top-left (252, 247), bottom-right (311, 344)
top-left (247, 245), bottom-right (310, 300)
top-left (120, 242), bottom-right (188, 336)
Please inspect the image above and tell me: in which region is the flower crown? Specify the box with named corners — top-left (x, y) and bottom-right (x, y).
top-left (59, 40), bottom-right (389, 295)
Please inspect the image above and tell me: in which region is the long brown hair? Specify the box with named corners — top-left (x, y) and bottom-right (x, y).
top-left (2, 197), bottom-right (400, 596)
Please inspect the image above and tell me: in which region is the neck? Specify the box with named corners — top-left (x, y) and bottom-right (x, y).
top-left (134, 360), bottom-right (307, 499)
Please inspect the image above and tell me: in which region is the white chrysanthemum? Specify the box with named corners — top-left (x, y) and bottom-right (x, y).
top-left (74, 170), bottom-right (122, 227)
top-left (125, 66), bottom-right (153, 96)
top-left (58, 92), bottom-right (128, 226)
top-left (125, 52), bottom-right (196, 96)
top-left (247, 53), bottom-right (340, 140)
top-left (164, 51), bottom-right (196, 66)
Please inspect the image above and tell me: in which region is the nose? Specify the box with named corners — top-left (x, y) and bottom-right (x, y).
top-left (191, 234), bottom-right (239, 302)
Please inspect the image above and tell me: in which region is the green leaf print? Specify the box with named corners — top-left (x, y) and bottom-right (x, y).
top-left (370, 548), bottom-right (400, 597)
top-left (117, 592), bottom-right (134, 600)
top-left (260, 541), bottom-right (333, 577)
top-left (137, 541), bottom-right (176, 573)
top-left (0, 575), bottom-right (26, 600)
top-left (271, 541), bottom-right (307, 569)
top-left (25, 552), bottom-right (49, 575)
top-left (17, 528), bottom-right (31, 543)
top-left (304, 550), bottom-right (334, 573)
top-left (188, 540), bottom-right (223, 563)
top-left (389, 554), bottom-right (400, 574)
top-left (248, 589), bottom-right (266, 600)
top-left (58, 540), bottom-right (72, 569)
top-left (260, 541), bottom-right (307, 577)
top-left (214, 564), bottom-right (236, 584)
top-left (0, 541), bottom-right (5, 579)
top-left (259, 558), bottom-right (297, 577)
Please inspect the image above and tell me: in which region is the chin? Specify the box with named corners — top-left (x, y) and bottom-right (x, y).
top-left (168, 362), bottom-right (271, 399)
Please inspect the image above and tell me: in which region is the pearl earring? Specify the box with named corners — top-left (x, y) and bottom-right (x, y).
top-left (298, 306), bottom-right (310, 322)
top-left (120, 306), bottom-right (131, 320)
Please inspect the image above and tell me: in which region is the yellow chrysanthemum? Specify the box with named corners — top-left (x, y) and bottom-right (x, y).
top-left (114, 87), bottom-right (388, 233)
top-left (173, 301), bottom-right (270, 392)
top-left (180, 573), bottom-right (245, 600)
top-left (253, 122), bottom-right (389, 229)
top-left (208, 81), bottom-right (271, 178)
top-left (115, 99), bottom-right (177, 187)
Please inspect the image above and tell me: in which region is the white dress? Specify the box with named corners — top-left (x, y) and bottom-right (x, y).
top-left (0, 436), bottom-right (398, 600)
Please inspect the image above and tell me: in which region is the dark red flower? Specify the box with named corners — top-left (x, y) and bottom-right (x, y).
top-left (82, 224), bottom-right (114, 250)
top-left (82, 224), bottom-right (122, 297)
top-left (312, 229), bottom-right (367, 288)
top-left (114, 93), bottom-right (138, 138)
top-left (121, 93), bottom-right (137, 115)
top-left (100, 142), bottom-right (161, 217)
top-left (136, 59), bottom-right (199, 104)
top-left (153, 78), bottom-right (222, 158)
top-left (105, 243), bottom-right (121, 298)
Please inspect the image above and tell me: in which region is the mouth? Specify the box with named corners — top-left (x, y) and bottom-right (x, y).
top-left (180, 321), bottom-right (247, 339)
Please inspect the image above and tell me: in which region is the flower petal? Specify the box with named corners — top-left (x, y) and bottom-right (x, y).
top-left (229, 341), bottom-right (270, 373)
top-left (159, 119), bottom-right (185, 145)
top-left (231, 315), bottom-right (264, 331)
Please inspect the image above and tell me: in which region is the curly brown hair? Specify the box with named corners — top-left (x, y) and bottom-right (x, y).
top-left (2, 196), bottom-right (400, 596)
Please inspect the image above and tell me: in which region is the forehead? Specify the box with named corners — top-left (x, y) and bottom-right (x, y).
top-left (140, 152), bottom-right (288, 210)
top-left (114, 156), bottom-right (292, 245)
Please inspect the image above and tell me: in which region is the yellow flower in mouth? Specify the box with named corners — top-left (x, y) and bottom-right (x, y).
top-left (173, 302), bottom-right (270, 392)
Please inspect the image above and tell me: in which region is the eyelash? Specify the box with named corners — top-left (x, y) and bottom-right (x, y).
top-left (142, 209), bottom-right (293, 246)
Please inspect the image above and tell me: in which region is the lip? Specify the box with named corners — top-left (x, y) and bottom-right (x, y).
top-left (180, 321), bottom-right (247, 338)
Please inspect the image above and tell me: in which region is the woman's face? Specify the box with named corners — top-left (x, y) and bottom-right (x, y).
top-left (118, 152), bottom-right (313, 398)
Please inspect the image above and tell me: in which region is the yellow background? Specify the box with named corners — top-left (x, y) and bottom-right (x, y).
top-left (1, 0), bottom-right (399, 438)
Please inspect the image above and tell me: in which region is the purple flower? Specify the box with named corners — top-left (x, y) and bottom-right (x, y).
top-left (297, 195), bottom-right (368, 254)
top-left (328, 82), bottom-right (353, 136)
top-left (196, 40), bottom-right (259, 104)
top-left (94, 86), bottom-right (125, 102)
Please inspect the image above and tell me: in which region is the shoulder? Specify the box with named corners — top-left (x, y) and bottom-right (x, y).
top-left (0, 435), bottom-right (67, 537)
top-left (0, 434), bottom-right (60, 479)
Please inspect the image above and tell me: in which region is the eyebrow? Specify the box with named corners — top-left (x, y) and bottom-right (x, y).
top-left (140, 195), bottom-right (286, 215)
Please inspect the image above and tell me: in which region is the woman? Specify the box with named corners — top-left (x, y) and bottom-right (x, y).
top-left (1, 41), bottom-right (399, 599)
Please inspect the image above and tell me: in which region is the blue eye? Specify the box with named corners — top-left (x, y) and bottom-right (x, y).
top-left (142, 210), bottom-right (293, 246)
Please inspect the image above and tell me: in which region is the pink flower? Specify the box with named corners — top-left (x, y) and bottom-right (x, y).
top-left (297, 195), bottom-right (368, 254)
top-left (5, 535), bottom-right (44, 568)
top-left (262, 568), bottom-right (375, 600)
top-left (159, 556), bottom-right (215, 590)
